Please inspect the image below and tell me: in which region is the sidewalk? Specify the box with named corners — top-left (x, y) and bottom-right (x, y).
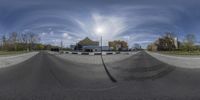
top-left (0, 52), bottom-right (39, 68)
top-left (146, 51), bottom-right (200, 68)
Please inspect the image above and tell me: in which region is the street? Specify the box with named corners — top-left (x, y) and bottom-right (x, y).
top-left (0, 51), bottom-right (200, 100)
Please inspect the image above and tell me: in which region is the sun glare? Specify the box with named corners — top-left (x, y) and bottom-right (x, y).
top-left (95, 27), bottom-right (105, 36)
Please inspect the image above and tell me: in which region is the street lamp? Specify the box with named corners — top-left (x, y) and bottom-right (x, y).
top-left (95, 27), bottom-right (104, 55)
top-left (95, 26), bottom-right (117, 82)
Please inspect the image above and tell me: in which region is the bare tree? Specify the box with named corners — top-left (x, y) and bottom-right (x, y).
top-left (26, 32), bottom-right (40, 51)
top-left (8, 32), bottom-right (19, 51)
top-left (2, 35), bottom-right (6, 50)
top-left (0, 32), bottom-right (41, 51)
top-left (185, 34), bottom-right (196, 45)
top-left (183, 34), bottom-right (196, 52)
top-left (19, 33), bottom-right (29, 51)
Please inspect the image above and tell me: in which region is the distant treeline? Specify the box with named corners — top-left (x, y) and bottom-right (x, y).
top-left (0, 32), bottom-right (58, 51)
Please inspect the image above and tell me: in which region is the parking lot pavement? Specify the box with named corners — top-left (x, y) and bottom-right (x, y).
top-left (54, 51), bottom-right (140, 64)
top-left (0, 51), bottom-right (200, 99)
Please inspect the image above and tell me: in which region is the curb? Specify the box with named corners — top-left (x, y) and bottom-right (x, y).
top-left (63, 51), bottom-right (139, 55)
top-left (64, 51), bottom-right (134, 55)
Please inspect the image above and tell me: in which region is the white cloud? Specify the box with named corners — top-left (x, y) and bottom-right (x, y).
top-left (41, 32), bottom-right (46, 36)
top-left (62, 33), bottom-right (72, 39)
top-left (62, 33), bottom-right (69, 38)
top-left (50, 31), bottom-right (54, 35)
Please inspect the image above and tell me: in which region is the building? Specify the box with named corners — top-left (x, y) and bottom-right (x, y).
top-left (109, 40), bottom-right (128, 51)
top-left (82, 46), bottom-right (110, 52)
top-left (70, 45), bottom-right (76, 50)
top-left (72, 37), bottom-right (129, 52)
top-left (147, 43), bottom-right (158, 51)
top-left (174, 37), bottom-right (179, 49)
top-left (75, 37), bottom-right (100, 52)
top-left (148, 33), bottom-right (180, 51)
top-left (82, 46), bottom-right (100, 52)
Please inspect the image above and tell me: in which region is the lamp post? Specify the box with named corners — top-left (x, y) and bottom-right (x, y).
top-left (101, 36), bottom-right (102, 55)
top-left (95, 27), bottom-right (117, 82)
top-left (96, 27), bottom-right (103, 55)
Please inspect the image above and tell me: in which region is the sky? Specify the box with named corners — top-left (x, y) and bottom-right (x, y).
top-left (0, 0), bottom-right (200, 48)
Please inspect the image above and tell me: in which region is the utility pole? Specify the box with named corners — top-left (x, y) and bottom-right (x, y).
top-left (60, 40), bottom-right (63, 53)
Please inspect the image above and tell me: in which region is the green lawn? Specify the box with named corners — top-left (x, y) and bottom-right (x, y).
top-left (0, 51), bottom-right (29, 56)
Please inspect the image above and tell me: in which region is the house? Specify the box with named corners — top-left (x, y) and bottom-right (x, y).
top-left (109, 40), bottom-right (128, 51)
top-left (147, 33), bottom-right (180, 51)
top-left (147, 43), bottom-right (158, 51)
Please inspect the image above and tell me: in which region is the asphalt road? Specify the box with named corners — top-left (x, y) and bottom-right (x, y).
top-left (0, 51), bottom-right (200, 100)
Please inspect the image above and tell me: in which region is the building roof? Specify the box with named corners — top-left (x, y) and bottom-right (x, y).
top-left (78, 37), bottom-right (99, 46)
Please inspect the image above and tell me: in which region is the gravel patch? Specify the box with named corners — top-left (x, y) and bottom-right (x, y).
top-left (0, 52), bottom-right (39, 68)
top-left (146, 51), bottom-right (200, 68)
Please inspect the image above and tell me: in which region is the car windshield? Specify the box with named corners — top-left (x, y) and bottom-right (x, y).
top-left (0, 0), bottom-right (200, 100)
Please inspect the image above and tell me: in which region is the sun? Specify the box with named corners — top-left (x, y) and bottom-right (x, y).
top-left (95, 26), bottom-right (105, 36)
